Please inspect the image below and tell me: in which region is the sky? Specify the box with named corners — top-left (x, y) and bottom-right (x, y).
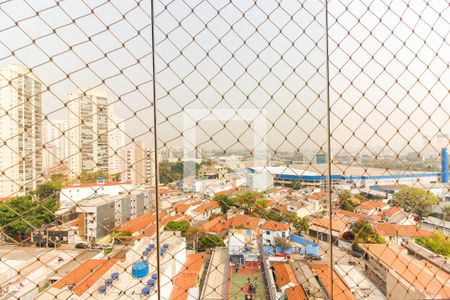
top-left (0, 0), bottom-right (448, 158)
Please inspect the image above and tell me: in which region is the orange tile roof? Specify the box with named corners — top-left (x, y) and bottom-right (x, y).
top-left (53, 259), bottom-right (104, 289)
top-left (285, 285), bottom-right (308, 300)
top-left (277, 205), bottom-right (289, 212)
top-left (361, 244), bottom-right (450, 298)
top-left (72, 259), bottom-right (117, 296)
top-left (307, 191), bottom-right (328, 200)
top-left (193, 201), bottom-right (220, 213)
top-left (175, 201), bottom-right (203, 213)
top-left (382, 206), bottom-right (403, 217)
top-left (226, 215), bottom-right (261, 231)
top-left (65, 218), bottom-right (79, 226)
top-left (309, 263), bottom-right (356, 300)
top-left (312, 215), bottom-right (352, 232)
top-left (261, 220), bottom-right (290, 231)
top-left (175, 203), bottom-right (190, 213)
top-left (334, 210), bottom-right (365, 222)
top-left (356, 201), bottom-right (388, 211)
top-left (0, 196), bottom-right (15, 202)
top-left (215, 187), bottom-right (238, 195)
top-left (115, 212), bottom-right (167, 233)
top-left (63, 181), bottom-right (131, 189)
top-left (373, 224), bottom-right (432, 237)
top-left (266, 200), bottom-right (276, 207)
top-left (203, 216), bottom-right (227, 233)
top-left (53, 258), bottom-right (119, 296)
top-left (169, 254), bottom-right (205, 300)
top-left (273, 263), bottom-right (298, 288)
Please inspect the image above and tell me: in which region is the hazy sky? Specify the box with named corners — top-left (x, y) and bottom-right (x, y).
top-left (0, 0), bottom-right (448, 158)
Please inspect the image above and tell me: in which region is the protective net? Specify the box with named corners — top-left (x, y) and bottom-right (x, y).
top-left (0, 0), bottom-right (448, 299)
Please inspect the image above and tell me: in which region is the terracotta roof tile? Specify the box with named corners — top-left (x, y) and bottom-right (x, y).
top-left (225, 215), bottom-right (260, 231)
top-left (285, 285), bottom-right (308, 300)
top-left (356, 201), bottom-right (388, 211)
top-left (373, 224), bottom-right (432, 237)
top-left (309, 263), bottom-right (355, 300)
top-left (273, 263), bottom-right (298, 288)
top-left (361, 244), bottom-right (450, 298)
top-left (261, 220), bottom-right (290, 231)
top-left (169, 254), bottom-right (205, 300)
top-left (72, 259), bottom-right (116, 296)
top-left (193, 201), bottom-right (220, 213)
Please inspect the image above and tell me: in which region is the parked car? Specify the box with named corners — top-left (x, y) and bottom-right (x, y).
top-left (305, 254), bottom-right (321, 261)
top-left (36, 239), bottom-right (60, 248)
top-left (100, 244), bottom-right (113, 250)
top-left (350, 251), bottom-right (362, 258)
top-left (75, 243), bottom-right (89, 249)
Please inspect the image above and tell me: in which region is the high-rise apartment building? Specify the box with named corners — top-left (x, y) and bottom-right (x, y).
top-left (42, 120), bottom-right (68, 173)
top-left (0, 65), bottom-right (43, 197)
top-left (122, 141), bottom-right (155, 186)
top-left (67, 89), bottom-right (113, 179)
top-left (109, 117), bottom-right (126, 176)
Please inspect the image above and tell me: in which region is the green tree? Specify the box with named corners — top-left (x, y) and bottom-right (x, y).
top-left (0, 195), bottom-right (58, 240)
top-left (199, 234), bottom-right (225, 249)
top-left (50, 173), bottom-right (68, 186)
top-left (114, 230), bottom-right (132, 237)
top-left (392, 188), bottom-right (439, 218)
top-left (416, 231), bottom-right (450, 257)
top-left (234, 191), bottom-right (261, 214)
top-left (290, 180), bottom-right (302, 190)
top-left (442, 206), bottom-right (450, 221)
top-left (79, 171), bottom-right (109, 183)
top-left (213, 195), bottom-right (235, 214)
top-left (352, 221), bottom-right (385, 244)
top-left (338, 190), bottom-right (355, 212)
top-left (293, 216), bottom-right (309, 233)
top-left (164, 221), bottom-right (190, 236)
top-left (35, 181), bottom-right (62, 199)
top-left (265, 210), bottom-right (283, 222)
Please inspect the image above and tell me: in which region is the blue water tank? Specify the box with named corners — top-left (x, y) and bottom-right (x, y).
top-left (105, 278), bottom-right (113, 286)
top-left (442, 148), bottom-right (448, 183)
top-left (132, 261), bottom-right (149, 279)
top-left (147, 279), bottom-right (156, 287)
top-left (98, 286), bottom-right (107, 294)
top-left (142, 287), bottom-right (150, 296)
top-left (151, 273), bottom-right (157, 280)
top-left (111, 272), bottom-right (119, 280)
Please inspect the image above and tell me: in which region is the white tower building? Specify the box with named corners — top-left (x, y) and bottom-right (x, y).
top-left (0, 65), bottom-right (43, 197)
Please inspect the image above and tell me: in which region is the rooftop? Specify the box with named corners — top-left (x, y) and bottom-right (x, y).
top-left (273, 263), bottom-right (298, 289)
top-left (285, 285), bottom-right (308, 300)
top-left (361, 243), bottom-right (450, 298)
top-left (356, 201), bottom-right (388, 211)
top-left (309, 263), bottom-right (356, 300)
top-left (63, 181), bottom-right (132, 189)
top-left (226, 214), bottom-right (261, 231)
top-left (373, 224), bottom-right (432, 237)
top-left (261, 220), bottom-right (290, 231)
top-left (169, 254), bottom-right (205, 300)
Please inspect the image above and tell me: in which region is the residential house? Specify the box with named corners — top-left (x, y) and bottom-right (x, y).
top-left (373, 223), bottom-right (432, 244)
top-left (421, 216), bottom-right (450, 236)
top-left (309, 215), bottom-right (355, 243)
top-left (261, 220), bottom-right (290, 246)
top-left (272, 263), bottom-right (298, 293)
top-left (360, 243), bottom-right (450, 299)
top-left (381, 206), bottom-right (417, 225)
top-left (355, 201), bottom-right (389, 215)
top-left (309, 263), bottom-right (356, 300)
top-left (190, 202), bottom-right (221, 223)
